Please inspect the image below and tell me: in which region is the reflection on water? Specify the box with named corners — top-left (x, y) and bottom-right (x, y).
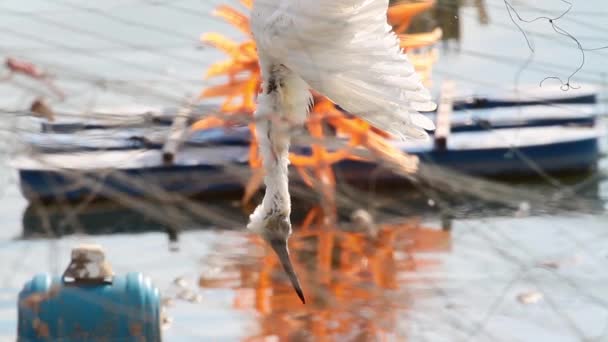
top-left (199, 207), bottom-right (450, 340)
top-left (22, 201), bottom-right (175, 238)
top-left (21, 169), bottom-right (605, 239)
top-left (12, 158), bottom-right (608, 341)
top-left (8, 199), bottom-right (608, 340)
top-left (21, 199), bottom-right (456, 339)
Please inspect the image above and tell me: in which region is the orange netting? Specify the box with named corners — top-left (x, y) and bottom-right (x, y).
top-left (194, 0), bottom-right (439, 214)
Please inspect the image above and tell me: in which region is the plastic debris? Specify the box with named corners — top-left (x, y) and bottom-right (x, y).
top-left (538, 254), bottom-right (583, 270)
top-left (173, 277), bottom-right (188, 288)
top-left (517, 291), bottom-right (543, 304)
top-left (515, 201), bottom-right (531, 217)
top-left (351, 209), bottom-right (377, 237)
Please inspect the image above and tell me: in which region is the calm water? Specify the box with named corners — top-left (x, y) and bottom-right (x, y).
top-left (1, 0), bottom-right (608, 341)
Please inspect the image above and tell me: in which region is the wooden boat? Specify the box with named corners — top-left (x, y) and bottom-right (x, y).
top-left (23, 126), bottom-right (250, 152)
top-left (452, 85), bottom-right (598, 110)
top-left (23, 103), bottom-right (599, 153)
top-left (36, 105), bottom-right (170, 133)
top-left (439, 104), bottom-right (598, 132)
top-left (35, 84), bottom-right (599, 134)
top-left (13, 125), bottom-right (602, 202)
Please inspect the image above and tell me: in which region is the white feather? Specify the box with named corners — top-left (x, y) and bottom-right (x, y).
top-left (251, 0), bottom-right (437, 139)
top-left (248, 0), bottom-right (438, 234)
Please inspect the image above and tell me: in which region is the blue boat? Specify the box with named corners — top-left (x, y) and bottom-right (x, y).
top-left (13, 125), bottom-right (602, 202)
top-left (36, 85), bottom-right (599, 133)
top-left (23, 125), bottom-right (251, 153)
top-left (451, 84), bottom-right (598, 110)
top-left (430, 104), bottom-right (598, 132)
top-left (23, 103), bottom-right (601, 153)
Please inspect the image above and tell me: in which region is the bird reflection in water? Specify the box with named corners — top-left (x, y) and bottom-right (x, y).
top-left (199, 207), bottom-right (451, 340)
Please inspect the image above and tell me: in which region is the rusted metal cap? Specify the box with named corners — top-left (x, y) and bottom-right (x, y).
top-left (62, 244), bottom-right (114, 284)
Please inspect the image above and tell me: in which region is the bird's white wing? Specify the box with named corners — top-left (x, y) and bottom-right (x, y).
top-left (279, 0), bottom-right (437, 139)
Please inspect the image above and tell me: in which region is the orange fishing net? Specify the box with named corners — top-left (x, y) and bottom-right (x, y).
top-left (194, 0), bottom-right (438, 214)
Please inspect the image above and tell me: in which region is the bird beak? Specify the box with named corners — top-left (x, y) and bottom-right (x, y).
top-left (270, 239), bottom-right (306, 304)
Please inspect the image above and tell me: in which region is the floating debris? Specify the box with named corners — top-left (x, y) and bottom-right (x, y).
top-left (5, 57), bottom-right (48, 79)
top-left (168, 276), bottom-right (203, 304)
top-left (177, 289), bottom-right (203, 304)
top-left (517, 291), bottom-right (544, 304)
top-left (161, 315), bottom-right (173, 331)
top-left (4, 57), bottom-right (65, 100)
top-left (538, 254), bottom-right (583, 270)
top-left (351, 209), bottom-right (378, 238)
top-left (161, 297), bottom-right (175, 308)
top-left (351, 209), bottom-right (374, 227)
top-left (173, 276), bottom-right (189, 289)
top-left (515, 201), bottom-right (531, 217)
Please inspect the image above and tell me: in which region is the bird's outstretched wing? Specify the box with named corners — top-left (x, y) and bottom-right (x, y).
top-left (279, 0), bottom-right (437, 139)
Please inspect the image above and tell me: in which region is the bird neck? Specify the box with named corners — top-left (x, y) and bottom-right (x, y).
top-left (258, 117), bottom-right (292, 218)
top-left (247, 114), bottom-right (292, 234)
top-left (247, 66), bottom-right (311, 234)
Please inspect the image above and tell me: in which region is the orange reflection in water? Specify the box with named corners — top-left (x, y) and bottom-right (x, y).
top-left (200, 209), bottom-right (451, 341)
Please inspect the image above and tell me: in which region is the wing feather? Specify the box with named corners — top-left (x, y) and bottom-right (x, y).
top-left (277, 0), bottom-right (437, 138)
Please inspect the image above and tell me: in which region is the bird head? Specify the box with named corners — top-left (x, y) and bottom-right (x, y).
top-left (257, 214), bottom-right (306, 304)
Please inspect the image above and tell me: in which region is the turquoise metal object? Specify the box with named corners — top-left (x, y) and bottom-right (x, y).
top-left (17, 272), bottom-right (161, 341)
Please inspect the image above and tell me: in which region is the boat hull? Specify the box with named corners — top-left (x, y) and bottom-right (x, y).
top-left (17, 136), bottom-right (600, 202)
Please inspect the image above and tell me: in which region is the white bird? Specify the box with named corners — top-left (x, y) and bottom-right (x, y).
top-left (247, 0), bottom-right (437, 303)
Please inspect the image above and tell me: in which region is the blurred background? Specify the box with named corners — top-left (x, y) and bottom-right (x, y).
top-left (1, 0), bottom-right (607, 340)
